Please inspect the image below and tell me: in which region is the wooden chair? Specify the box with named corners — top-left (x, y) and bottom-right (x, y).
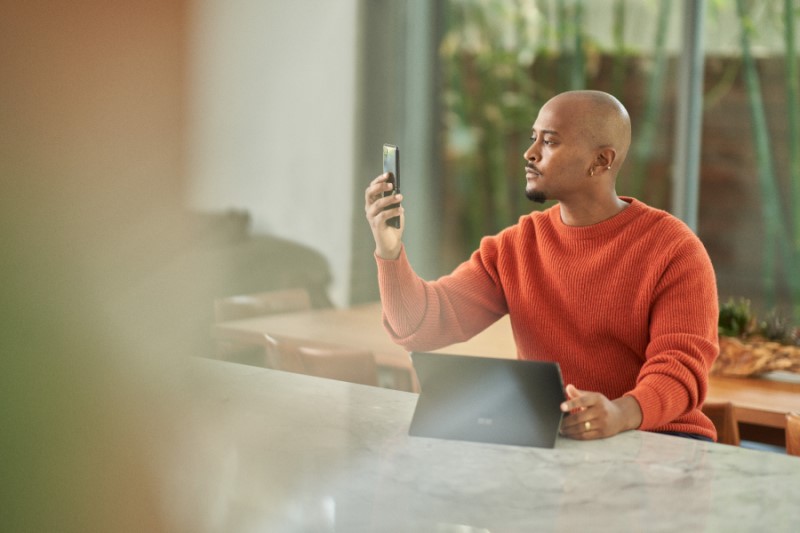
top-left (213, 288), bottom-right (312, 322)
top-left (262, 334), bottom-right (379, 387)
top-left (702, 401), bottom-right (740, 446)
top-left (787, 412), bottom-right (800, 457)
top-left (213, 288), bottom-right (313, 361)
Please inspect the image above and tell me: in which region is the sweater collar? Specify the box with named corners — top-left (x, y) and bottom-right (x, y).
top-left (546, 197), bottom-right (641, 240)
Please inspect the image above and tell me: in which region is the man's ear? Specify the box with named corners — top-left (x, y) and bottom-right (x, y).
top-left (595, 147), bottom-right (617, 170)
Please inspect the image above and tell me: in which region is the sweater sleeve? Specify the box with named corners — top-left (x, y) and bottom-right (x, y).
top-left (375, 242), bottom-right (508, 352)
top-left (625, 236), bottom-right (719, 430)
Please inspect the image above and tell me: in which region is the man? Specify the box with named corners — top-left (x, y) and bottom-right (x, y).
top-left (364, 90), bottom-right (719, 441)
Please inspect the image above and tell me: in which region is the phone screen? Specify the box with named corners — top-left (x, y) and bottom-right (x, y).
top-left (382, 144), bottom-right (400, 228)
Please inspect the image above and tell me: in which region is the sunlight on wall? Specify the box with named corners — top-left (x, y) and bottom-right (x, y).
top-left (187, 0), bottom-right (359, 307)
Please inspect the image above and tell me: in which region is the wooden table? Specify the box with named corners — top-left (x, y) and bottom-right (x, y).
top-left (706, 373), bottom-right (800, 430)
top-left (214, 303), bottom-right (418, 391)
top-left (213, 302), bottom-right (800, 431)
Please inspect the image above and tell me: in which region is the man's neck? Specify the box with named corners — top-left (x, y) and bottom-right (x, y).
top-left (559, 196), bottom-right (630, 227)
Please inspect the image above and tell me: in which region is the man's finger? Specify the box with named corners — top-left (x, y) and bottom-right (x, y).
top-left (563, 396), bottom-right (597, 412)
top-left (561, 384), bottom-right (589, 412)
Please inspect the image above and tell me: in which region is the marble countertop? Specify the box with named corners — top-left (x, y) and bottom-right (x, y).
top-left (168, 359), bottom-right (800, 532)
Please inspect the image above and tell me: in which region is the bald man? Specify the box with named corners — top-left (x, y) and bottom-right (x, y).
top-left (364, 90), bottom-right (719, 442)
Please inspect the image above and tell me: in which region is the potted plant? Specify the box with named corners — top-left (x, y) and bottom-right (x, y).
top-left (713, 298), bottom-right (800, 377)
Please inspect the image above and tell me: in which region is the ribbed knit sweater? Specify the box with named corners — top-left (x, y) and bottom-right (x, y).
top-left (376, 198), bottom-right (720, 439)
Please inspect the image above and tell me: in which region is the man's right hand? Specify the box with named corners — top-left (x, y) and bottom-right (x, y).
top-left (364, 173), bottom-right (404, 260)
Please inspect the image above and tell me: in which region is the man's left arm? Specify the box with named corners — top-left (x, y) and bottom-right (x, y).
top-left (624, 237), bottom-right (719, 430)
top-left (560, 237), bottom-right (718, 439)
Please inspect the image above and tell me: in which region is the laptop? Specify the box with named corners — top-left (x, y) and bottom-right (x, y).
top-left (409, 352), bottom-right (566, 448)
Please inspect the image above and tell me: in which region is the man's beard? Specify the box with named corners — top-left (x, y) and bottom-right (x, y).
top-left (526, 189), bottom-right (547, 204)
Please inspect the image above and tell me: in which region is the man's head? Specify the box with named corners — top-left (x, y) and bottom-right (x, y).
top-left (524, 90), bottom-right (631, 203)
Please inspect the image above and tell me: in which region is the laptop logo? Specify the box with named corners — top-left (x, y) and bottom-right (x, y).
top-left (477, 417), bottom-right (494, 426)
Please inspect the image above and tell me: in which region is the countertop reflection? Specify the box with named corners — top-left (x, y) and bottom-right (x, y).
top-left (169, 359), bottom-right (800, 532)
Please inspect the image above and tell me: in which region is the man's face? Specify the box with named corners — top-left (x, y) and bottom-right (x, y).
top-left (524, 98), bottom-right (595, 203)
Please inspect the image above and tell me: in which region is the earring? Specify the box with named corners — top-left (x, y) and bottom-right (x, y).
top-left (590, 168), bottom-right (594, 177)
top-left (606, 166), bottom-right (611, 170)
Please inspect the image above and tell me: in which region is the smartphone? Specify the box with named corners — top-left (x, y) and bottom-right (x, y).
top-left (382, 143), bottom-right (401, 228)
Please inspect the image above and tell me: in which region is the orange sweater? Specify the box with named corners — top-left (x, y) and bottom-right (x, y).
top-left (377, 198), bottom-right (719, 439)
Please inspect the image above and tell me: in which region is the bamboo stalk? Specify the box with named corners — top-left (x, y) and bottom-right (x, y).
top-left (612, 0), bottom-right (627, 97)
top-left (572, 0), bottom-right (586, 90)
top-left (785, 0), bottom-right (800, 320)
top-left (629, 0), bottom-right (670, 201)
top-left (736, 0), bottom-right (796, 309)
top-left (557, 0), bottom-right (571, 92)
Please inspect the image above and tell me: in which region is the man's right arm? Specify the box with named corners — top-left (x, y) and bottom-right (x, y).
top-left (373, 240), bottom-right (508, 352)
top-left (365, 174), bottom-right (507, 351)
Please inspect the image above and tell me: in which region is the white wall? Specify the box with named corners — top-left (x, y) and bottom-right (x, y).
top-left (187, 0), bottom-right (359, 307)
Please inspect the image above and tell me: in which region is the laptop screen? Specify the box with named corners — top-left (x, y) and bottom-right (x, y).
top-left (409, 352), bottom-right (566, 448)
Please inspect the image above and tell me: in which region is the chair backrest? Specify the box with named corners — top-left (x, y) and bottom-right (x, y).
top-left (702, 401), bottom-right (740, 446)
top-left (787, 412), bottom-right (800, 456)
top-left (262, 335), bottom-right (379, 387)
top-left (214, 288), bottom-right (312, 322)
top-left (297, 346), bottom-right (379, 387)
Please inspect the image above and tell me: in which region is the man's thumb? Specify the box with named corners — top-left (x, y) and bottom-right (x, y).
top-left (565, 383), bottom-right (583, 399)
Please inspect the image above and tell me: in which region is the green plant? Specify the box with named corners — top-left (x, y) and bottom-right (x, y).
top-left (718, 297), bottom-right (799, 346)
top-left (757, 308), bottom-right (795, 343)
top-left (718, 297), bottom-right (756, 337)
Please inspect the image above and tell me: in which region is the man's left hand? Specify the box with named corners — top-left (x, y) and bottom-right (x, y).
top-left (559, 384), bottom-right (643, 440)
